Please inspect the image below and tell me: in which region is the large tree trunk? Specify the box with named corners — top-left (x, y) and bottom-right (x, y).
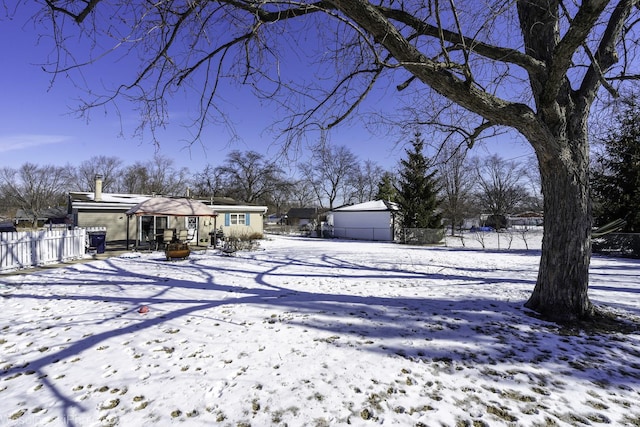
top-left (525, 121), bottom-right (594, 322)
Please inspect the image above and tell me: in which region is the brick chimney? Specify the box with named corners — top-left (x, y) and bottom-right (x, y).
top-left (95, 174), bottom-right (103, 202)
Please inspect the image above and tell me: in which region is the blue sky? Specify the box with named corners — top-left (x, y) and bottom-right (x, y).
top-left (1, 3), bottom-right (531, 176)
top-left (0, 6), bottom-right (295, 172)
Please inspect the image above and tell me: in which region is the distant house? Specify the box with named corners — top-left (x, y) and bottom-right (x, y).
top-left (455, 212), bottom-right (543, 231)
top-left (266, 214), bottom-right (284, 225)
top-left (68, 177), bottom-right (268, 246)
top-left (284, 207), bottom-right (323, 228)
top-left (328, 200), bottom-right (399, 241)
top-left (15, 207), bottom-right (68, 228)
top-left (508, 211), bottom-right (544, 227)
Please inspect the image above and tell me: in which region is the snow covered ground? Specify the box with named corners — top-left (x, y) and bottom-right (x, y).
top-left (1, 231), bottom-right (639, 426)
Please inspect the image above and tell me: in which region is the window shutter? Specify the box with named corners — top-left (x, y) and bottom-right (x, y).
top-left (225, 213), bottom-right (230, 226)
top-left (245, 213), bottom-right (250, 226)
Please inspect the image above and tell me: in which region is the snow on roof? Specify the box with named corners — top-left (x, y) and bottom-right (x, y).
top-left (69, 193), bottom-right (266, 211)
top-left (332, 200), bottom-right (399, 212)
top-left (98, 194), bottom-right (151, 204)
top-left (69, 192), bottom-right (150, 204)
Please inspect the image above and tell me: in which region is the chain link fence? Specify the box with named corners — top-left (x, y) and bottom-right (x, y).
top-left (399, 228), bottom-right (445, 245)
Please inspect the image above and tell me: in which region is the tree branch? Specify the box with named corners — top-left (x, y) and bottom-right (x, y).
top-left (578, 0), bottom-right (637, 104)
top-left (544, 0), bottom-right (609, 103)
top-left (223, 0), bottom-right (336, 22)
top-left (44, 0), bottom-right (102, 23)
top-left (331, 0), bottom-right (537, 130)
top-left (378, 6), bottom-right (546, 75)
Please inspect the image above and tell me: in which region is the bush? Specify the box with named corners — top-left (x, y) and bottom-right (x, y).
top-left (225, 231), bottom-right (264, 251)
top-left (592, 233), bottom-right (640, 259)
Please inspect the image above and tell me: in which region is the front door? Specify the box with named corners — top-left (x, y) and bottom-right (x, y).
top-left (186, 216), bottom-right (198, 242)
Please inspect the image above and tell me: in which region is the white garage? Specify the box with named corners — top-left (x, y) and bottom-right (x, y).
top-left (328, 200), bottom-right (399, 241)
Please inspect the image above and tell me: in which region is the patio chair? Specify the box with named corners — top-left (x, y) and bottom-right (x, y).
top-left (163, 229), bottom-right (175, 247)
top-left (177, 229), bottom-right (189, 243)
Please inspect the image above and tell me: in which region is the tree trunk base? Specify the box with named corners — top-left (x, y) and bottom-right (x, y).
top-left (524, 300), bottom-right (638, 333)
top-left (524, 296), bottom-right (594, 323)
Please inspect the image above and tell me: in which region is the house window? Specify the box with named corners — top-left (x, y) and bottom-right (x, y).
top-left (230, 213), bottom-right (246, 225)
top-left (224, 213), bottom-right (251, 226)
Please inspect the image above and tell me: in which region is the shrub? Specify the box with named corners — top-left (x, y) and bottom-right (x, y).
top-left (225, 231), bottom-right (264, 251)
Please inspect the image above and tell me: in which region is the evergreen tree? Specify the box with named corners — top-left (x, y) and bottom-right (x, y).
top-left (396, 132), bottom-right (442, 229)
top-left (592, 100), bottom-right (640, 232)
top-left (375, 172), bottom-right (397, 202)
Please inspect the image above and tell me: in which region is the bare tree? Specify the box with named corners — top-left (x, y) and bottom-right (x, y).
top-left (191, 165), bottom-right (226, 198)
top-left (300, 144), bottom-right (359, 209)
top-left (118, 155), bottom-right (189, 195)
top-left (521, 156), bottom-right (543, 212)
top-left (71, 155), bottom-right (123, 192)
top-left (215, 150), bottom-right (286, 204)
top-left (347, 160), bottom-right (384, 204)
top-left (473, 155), bottom-right (528, 227)
top-left (148, 155), bottom-right (190, 196)
top-left (438, 144), bottom-right (475, 235)
top-left (269, 179), bottom-right (296, 217)
top-left (290, 179), bottom-right (317, 208)
top-left (0, 163), bottom-right (72, 227)
top-left (33, 1), bottom-right (640, 321)
top-left (118, 162), bottom-right (149, 195)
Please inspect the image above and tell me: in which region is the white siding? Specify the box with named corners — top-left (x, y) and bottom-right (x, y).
top-left (332, 211), bottom-right (394, 241)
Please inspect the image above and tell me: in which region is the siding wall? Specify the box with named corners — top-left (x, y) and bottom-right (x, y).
top-left (332, 211), bottom-right (394, 241)
top-left (73, 208), bottom-right (264, 244)
top-left (75, 211), bottom-right (134, 241)
top-left (221, 212), bottom-right (264, 238)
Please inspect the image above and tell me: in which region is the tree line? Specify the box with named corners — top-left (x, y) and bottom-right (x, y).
top-left (1, 132), bottom-right (543, 228)
top-left (3, 107), bottom-right (638, 233)
top-left (379, 132), bottom-right (542, 232)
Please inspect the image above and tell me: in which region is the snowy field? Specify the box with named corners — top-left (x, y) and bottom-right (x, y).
top-left (1, 232), bottom-right (639, 426)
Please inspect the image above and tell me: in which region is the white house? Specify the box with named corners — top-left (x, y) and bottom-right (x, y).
top-left (328, 200), bottom-right (399, 241)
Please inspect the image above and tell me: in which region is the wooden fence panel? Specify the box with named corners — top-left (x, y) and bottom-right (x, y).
top-left (0, 229), bottom-right (87, 272)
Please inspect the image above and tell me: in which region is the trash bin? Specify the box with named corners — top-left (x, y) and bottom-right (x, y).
top-left (88, 231), bottom-right (107, 254)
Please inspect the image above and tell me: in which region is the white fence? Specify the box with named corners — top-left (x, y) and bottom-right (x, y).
top-left (0, 228), bottom-right (88, 272)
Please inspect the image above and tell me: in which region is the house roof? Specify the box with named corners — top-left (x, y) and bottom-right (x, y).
top-left (332, 200), bottom-right (399, 212)
top-left (126, 197), bottom-right (218, 217)
top-left (286, 208), bottom-right (320, 219)
top-left (15, 207), bottom-right (68, 220)
top-left (69, 192), bottom-right (268, 214)
top-left (70, 192), bottom-right (251, 206)
top-left (69, 192), bottom-right (150, 204)
top-left (510, 211), bottom-right (544, 218)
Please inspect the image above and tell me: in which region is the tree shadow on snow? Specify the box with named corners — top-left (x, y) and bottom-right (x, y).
top-left (0, 246), bottom-right (639, 426)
